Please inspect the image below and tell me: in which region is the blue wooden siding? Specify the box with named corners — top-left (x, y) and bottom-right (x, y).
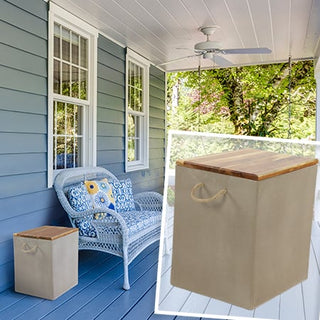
top-left (0, 0), bottom-right (64, 293)
top-left (97, 36), bottom-right (166, 194)
top-left (0, 1), bottom-right (166, 294)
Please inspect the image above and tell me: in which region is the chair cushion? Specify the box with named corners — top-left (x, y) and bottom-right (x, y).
top-left (84, 178), bottom-right (115, 214)
top-left (109, 179), bottom-right (135, 213)
top-left (102, 210), bottom-right (161, 238)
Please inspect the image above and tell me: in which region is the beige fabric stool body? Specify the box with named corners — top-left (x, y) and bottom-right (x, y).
top-left (171, 149), bottom-right (318, 309)
top-left (14, 226), bottom-right (78, 300)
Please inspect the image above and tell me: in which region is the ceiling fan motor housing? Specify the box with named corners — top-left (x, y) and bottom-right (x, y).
top-left (194, 40), bottom-right (223, 52)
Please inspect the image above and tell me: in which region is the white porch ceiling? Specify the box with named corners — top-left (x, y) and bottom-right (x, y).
top-left (52, 0), bottom-right (320, 72)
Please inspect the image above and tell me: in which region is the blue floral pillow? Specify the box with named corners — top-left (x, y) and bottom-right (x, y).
top-left (109, 178), bottom-right (135, 213)
top-left (75, 219), bottom-right (97, 238)
top-left (68, 183), bottom-right (96, 237)
top-left (68, 183), bottom-right (92, 212)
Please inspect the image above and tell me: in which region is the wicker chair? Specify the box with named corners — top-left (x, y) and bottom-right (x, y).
top-left (54, 166), bottom-right (163, 290)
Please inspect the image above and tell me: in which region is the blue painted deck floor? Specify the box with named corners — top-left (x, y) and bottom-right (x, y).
top-left (0, 241), bottom-right (178, 320)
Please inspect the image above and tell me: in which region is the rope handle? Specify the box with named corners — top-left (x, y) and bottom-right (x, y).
top-left (21, 243), bottom-right (38, 254)
top-left (191, 183), bottom-right (227, 203)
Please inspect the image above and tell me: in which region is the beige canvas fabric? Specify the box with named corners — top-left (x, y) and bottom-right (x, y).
top-left (171, 164), bottom-right (317, 309)
top-left (14, 230), bottom-right (78, 300)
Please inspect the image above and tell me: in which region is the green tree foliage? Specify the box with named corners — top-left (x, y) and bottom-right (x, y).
top-left (167, 60), bottom-right (316, 139)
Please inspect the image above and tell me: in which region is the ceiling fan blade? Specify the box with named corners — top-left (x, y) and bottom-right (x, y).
top-left (222, 47), bottom-right (272, 55)
top-left (211, 55), bottom-right (234, 67)
top-left (157, 54), bottom-right (200, 66)
top-left (203, 52), bottom-right (233, 67)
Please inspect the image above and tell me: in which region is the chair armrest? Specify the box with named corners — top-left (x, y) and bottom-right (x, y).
top-left (134, 192), bottom-right (163, 212)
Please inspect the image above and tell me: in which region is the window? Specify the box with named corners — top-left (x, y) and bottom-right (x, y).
top-left (48, 3), bottom-right (98, 186)
top-left (126, 50), bottom-right (149, 171)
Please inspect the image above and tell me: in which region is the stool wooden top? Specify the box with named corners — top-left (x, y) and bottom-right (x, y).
top-left (14, 226), bottom-right (78, 240)
top-left (177, 148), bottom-right (318, 181)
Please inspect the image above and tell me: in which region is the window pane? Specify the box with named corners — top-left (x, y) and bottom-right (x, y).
top-left (138, 65), bottom-right (143, 89)
top-left (127, 114), bottom-right (135, 162)
top-left (128, 138), bottom-right (135, 162)
top-left (129, 61), bottom-right (133, 86)
top-left (129, 87), bottom-right (134, 111)
top-left (134, 64), bottom-right (139, 87)
top-left (66, 103), bottom-right (74, 135)
top-left (128, 114), bottom-right (135, 138)
top-left (74, 104), bottom-right (80, 135)
top-left (55, 101), bottom-right (65, 135)
top-left (80, 69), bottom-right (87, 100)
top-left (71, 33), bottom-right (79, 65)
top-left (53, 59), bottom-right (60, 94)
top-left (127, 114), bottom-right (141, 162)
top-left (128, 61), bottom-right (143, 112)
top-left (72, 66), bottom-right (79, 98)
top-left (66, 136), bottom-right (75, 168)
top-left (54, 23), bottom-right (60, 58)
top-left (80, 37), bottom-right (87, 68)
top-left (139, 89), bottom-right (143, 111)
top-left (56, 136), bottom-right (66, 169)
top-left (62, 27), bottom-right (70, 62)
top-left (62, 62), bottom-right (70, 96)
top-left (74, 137), bottom-right (81, 168)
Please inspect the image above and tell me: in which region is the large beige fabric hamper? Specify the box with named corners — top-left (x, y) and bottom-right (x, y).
top-left (171, 148), bottom-right (318, 310)
top-left (14, 226), bottom-right (78, 300)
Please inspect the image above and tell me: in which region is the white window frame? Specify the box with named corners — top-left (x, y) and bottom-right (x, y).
top-left (125, 49), bottom-right (150, 172)
top-left (47, 3), bottom-right (98, 187)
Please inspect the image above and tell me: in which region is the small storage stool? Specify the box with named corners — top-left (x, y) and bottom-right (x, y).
top-left (14, 226), bottom-right (78, 300)
top-left (171, 148), bottom-right (318, 309)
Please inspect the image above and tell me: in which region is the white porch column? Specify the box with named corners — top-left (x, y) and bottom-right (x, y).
top-left (313, 64), bottom-right (320, 221)
top-left (316, 74), bottom-right (320, 141)
top-left (314, 57), bottom-right (320, 140)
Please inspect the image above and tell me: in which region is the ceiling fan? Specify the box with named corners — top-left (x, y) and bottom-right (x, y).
top-left (159, 26), bottom-right (272, 67)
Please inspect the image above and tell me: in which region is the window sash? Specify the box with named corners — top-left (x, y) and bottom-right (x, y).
top-left (125, 50), bottom-right (149, 172)
top-left (53, 22), bottom-right (88, 101)
top-left (52, 100), bottom-right (86, 170)
top-left (48, 3), bottom-right (98, 187)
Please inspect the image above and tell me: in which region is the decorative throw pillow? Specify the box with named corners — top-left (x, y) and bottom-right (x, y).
top-left (84, 179), bottom-right (116, 215)
top-left (75, 219), bottom-right (97, 238)
top-left (67, 183), bottom-right (96, 237)
top-left (68, 183), bottom-right (92, 212)
top-left (109, 178), bottom-right (135, 213)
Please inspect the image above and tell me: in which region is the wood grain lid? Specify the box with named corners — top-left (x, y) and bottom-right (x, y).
top-left (14, 225), bottom-right (78, 240)
top-left (177, 148), bottom-right (318, 181)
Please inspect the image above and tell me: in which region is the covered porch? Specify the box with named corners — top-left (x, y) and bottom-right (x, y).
top-left (1, 0), bottom-right (320, 319)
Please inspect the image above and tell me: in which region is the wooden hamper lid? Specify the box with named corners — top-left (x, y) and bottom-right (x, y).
top-left (177, 148), bottom-right (318, 181)
top-left (14, 226), bottom-right (78, 240)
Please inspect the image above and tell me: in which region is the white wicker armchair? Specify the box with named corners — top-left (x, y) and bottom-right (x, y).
top-left (54, 166), bottom-right (163, 290)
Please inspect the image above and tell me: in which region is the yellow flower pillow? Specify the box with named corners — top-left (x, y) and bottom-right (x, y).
top-left (84, 179), bottom-right (115, 218)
